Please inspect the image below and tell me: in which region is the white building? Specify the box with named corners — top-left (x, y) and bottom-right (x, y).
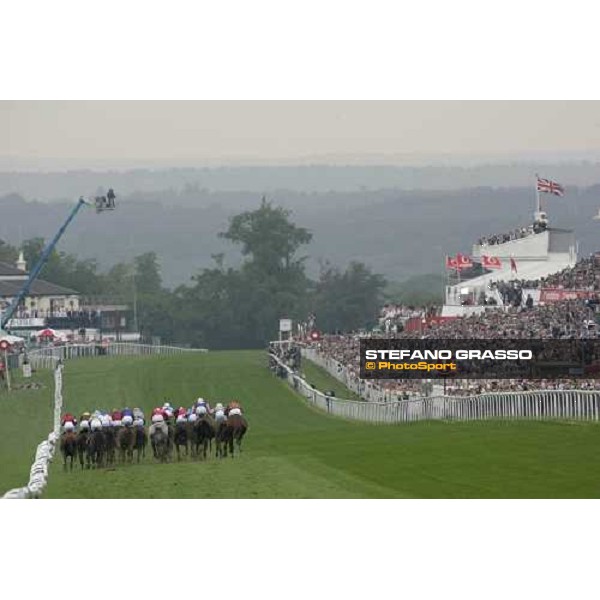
top-left (0, 253), bottom-right (80, 324)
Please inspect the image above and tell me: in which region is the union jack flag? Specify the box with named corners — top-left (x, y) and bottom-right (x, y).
top-left (537, 176), bottom-right (565, 196)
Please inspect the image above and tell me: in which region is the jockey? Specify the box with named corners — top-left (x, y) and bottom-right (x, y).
top-left (111, 407), bottom-right (123, 422)
top-left (79, 419), bottom-right (90, 431)
top-left (90, 417), bottom-right (102, 432)
top-left (62, 421), bottom-right (75, 433)
top-left (162, 402), bottom-right (174, 421)
top-left (61, 412), bottom-right (77, 427)
top-left (150, 412), bottom-right (168, 435)
top-left (151, 406), bottom-right (167, 420)
top-left (188, 412), bottom-right (198, 423)
top-left (133, 417), bottom-right (144, 428)
top-left (194, 397), bottom-right (211, 412)
top-left (122, 406), bottom-right (134, 419)
top-left (101, 414), bottom-right (112, 429)
top-left (133, 407), bottom-right (144, 420)
top-left (176, 406), bottom-right (187, 418)
top-left (80, 410), bottom-right (91, 423)
top-left (122, 414), bottom-right (134, 427)
top-left (151, 411), bottom-right (165, 424)
top-left (226, 401), bottom-right (242, 416)
top-left (214, 404), bottom-right (227, 423)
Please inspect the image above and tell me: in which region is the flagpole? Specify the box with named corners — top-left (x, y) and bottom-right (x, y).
top-left (535, 173), bottom-right (542, 215)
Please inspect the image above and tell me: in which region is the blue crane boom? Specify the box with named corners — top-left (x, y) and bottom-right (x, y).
top-left (1, 195), bottom-right (111, 331)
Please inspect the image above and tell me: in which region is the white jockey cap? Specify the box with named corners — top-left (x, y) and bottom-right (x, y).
top-left (63, 421), bottom-right (75, 431)
top-left (79, 420), bottom-right (90, 430)
top-left (215, 402), bottom-right (224, 410)
top-left (197, 397), bottom-right (205, 404)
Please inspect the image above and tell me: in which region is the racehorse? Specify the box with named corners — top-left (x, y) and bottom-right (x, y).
top-left (133, 425), bottom-right (147, 463)
top-left (174, 421), bottom-right (189, 461)
top-left (193, 414), bottom-right (215, 460)
top-left (76, 429), bottom-right (90, 470)
top-left (117, 426), bottom-right (135, 463)
top-left (215, 419), bottom-right (228, 459)
top-left (222, 413), bottom-right (248, 458)
top-left (103, 426), bottom-right (117, 466)
top-left (149, 422), bottom-right (169, 463)
top-left (86, 429), bottom-right (105, 469)
top-left (60, 431), bottom-right (78, 471)
top-left (165, 421), bottom-right (175, 460)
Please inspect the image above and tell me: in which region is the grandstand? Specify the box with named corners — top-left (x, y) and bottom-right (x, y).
top-left (443, 209), bottom-right (577, 316)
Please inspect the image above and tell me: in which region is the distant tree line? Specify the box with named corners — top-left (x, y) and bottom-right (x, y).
top-left (0, 199), bottom-right (387, 348)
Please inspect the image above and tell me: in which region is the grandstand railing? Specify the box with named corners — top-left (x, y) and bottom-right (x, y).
top-left (271, 352), bottom-right (600, 424)
top-left (301, 347), bottom-right (420, 402)
top-left (24, 342), bottom-right (207, 370)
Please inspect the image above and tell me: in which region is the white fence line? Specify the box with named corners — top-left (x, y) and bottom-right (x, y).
top-left (24, 342), bottom-right (207, 370)
top-left (271, 352), bottom-right (600, 424)
top-left (2, 363), bottom-right (63, 499)
top-left (301, 347), bottom-right (421, 402)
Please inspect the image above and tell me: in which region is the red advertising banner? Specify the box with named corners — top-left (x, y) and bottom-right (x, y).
top-left (539, 288), bottom-right (598, 303)
top-left (481, 255), bottom-right (502, 269)
top-left (456, 253), bottom-right (473, 269)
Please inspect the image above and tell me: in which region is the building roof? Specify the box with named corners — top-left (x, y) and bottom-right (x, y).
top-left (0, 278), bottom-right (80, 298)
top-left (0, 261), bottom-right (27, 277)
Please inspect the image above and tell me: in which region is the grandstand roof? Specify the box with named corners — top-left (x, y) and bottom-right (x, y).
top-left (0, 261), bottom-right (26, 277)
top-left (0, 279), bottom-right (79, 297)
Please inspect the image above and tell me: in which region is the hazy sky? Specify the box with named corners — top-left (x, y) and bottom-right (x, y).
top-left (2, 101), bottom-right (600, 170)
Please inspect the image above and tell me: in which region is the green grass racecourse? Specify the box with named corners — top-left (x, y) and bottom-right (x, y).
top-left (2, 350), bottom-right (600, 498)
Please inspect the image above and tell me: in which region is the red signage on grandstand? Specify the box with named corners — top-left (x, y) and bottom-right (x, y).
top-left (539, 288), bottom-right (598, 303)
top-left (481, 255), bottom-right (502, 269)
top-left (456, 253), bottom-right (473, 269)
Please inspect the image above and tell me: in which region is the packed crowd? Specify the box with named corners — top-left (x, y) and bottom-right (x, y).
top-left (477, 223), bottom-right (543, 247)
top-left (378, 304), bottom-right (439, 334)
top-left (420, 299), bottom-right (599, 340)
top-left (299, 294), bottom-right (600, 397)
top-left (538, 255), bottom-right (600, 291)
top-left (442, 378), bottom-right (600, 396)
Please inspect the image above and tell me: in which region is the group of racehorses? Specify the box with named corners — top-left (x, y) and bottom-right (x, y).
top-left (58, 401), bottom-right (248, 471)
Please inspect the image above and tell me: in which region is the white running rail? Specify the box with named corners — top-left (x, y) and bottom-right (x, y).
top-left (271, 352), bottom-right (600, 424)
top-left (2, 362), bottom-right (63, 499)
top-left (24, 342), bottom-right (207, 370)
top-left (301, 347), bottom-right (420, 402)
